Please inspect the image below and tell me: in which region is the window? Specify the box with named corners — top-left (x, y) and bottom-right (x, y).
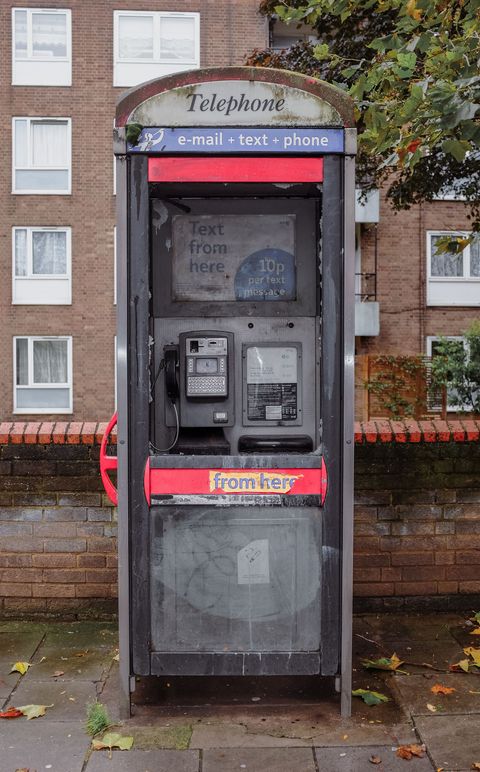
top-left (427, 231), bottom-right (480, 306)
top-left (426, 336), bottom-right (467, 412)
top-left (14, 336), bottom-right (72, 413)
top-left (12, 8), bottom-right (71, 86)
top-left (113, 226), bottom-right (117, 305)
top-left (12, 227), bottom-right (71, 304)
top-left (13, 118), bottom-right (71, 194)
top-left (113, 11), bottom-right (200, 87)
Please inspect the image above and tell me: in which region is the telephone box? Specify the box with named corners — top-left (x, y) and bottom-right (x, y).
top-left (104, 67), bottom-right (356, 715)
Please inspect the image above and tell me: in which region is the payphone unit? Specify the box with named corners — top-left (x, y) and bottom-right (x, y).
top-left (106, 67), bottom-right (356, 716)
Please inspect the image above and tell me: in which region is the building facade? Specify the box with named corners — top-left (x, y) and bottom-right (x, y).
top-left (1, 0), bottom-right (267, 421)
top-left (1, 2), bottom-right (477, 422)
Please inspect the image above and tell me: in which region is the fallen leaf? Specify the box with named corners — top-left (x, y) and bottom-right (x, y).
top-left (10, 662), bottom-right (31, 675)
top-left (427, 703), bottom-right (437, 712)
top-left (352, 689), bottom-right (389, 706)
top-left (464, 647), bottom-right (480, 666)
top-left (73, 650), bottom-right (88, 657)
top-left (0, 707), bottom-right (23, 718)
top-left (450, 659), bottom-right (470, 672)
top-left (369, 755), bottom-right (382, 764)
top-left (396, 744), bottom-right (426, 760)
top-left (343, 734), bottom-right (348, 740)
top-left (17, 704), bottom-right (53, 720)
top-left (52, 670), bottom-right (64, 677)
top-left (471, 764), bottom-right (480, 770)
top-left (362, 653), bottom-right (406, 673)
top-left (431, 684), bottom-right (456, 695)
top-left (468, 690), bottom-right (480, 695)
top-left (471, 612), bottom-right (480, 623)
top-left (470, 628), bottom-right (480, 635)
top-left (113, 653), bottom-right (119, 662)
top-left (92, 732), bottom-right (134, 758)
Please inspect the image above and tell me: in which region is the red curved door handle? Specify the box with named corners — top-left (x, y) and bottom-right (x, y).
top-left (100, 412), bottom-right (118, 505)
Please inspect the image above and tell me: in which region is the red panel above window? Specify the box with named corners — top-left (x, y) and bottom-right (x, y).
top-left (148, 157), bottom-right (324, 183)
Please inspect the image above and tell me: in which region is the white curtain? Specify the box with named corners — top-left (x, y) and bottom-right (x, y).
top-left (14, 10), bottom-right (27, 56)
top-left (15, 229), bottom-right (27, 276)
top-left (431, 236), bottom-right (463, 277)
top-left (160, 16), bottom-right (195, 60)
top-left (32, 231), bottom-right (67, 274)
top-left (33, 340), bottom-right (68, 384)
top-left (471, 237), bottom-right (480, 277)
top-left (32, 121), bottom-right (68, 166)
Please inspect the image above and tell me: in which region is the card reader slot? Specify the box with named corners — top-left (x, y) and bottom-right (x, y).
top-left (238, 435), bottom-right (313, 454)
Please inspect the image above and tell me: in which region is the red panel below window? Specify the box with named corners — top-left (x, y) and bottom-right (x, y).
top-left (148, 157), bottom-right (323, 183)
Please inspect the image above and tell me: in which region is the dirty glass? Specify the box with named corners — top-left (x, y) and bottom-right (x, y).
top-left (150, 506), bottom-right (321, 653)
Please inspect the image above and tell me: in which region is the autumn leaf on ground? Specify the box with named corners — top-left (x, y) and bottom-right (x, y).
top-left (352, 688), bottom-right (389, 706)
top-left (10, 662), bottom-right (31, 675)
top-left (369, 755), bottom-right (382, 764)
top-left (0, 707), bottom-right (23, 718)
top-left (427, 703), bottom-right (437, 712)
top-left (396, 744), bottom-right (426, 760)
top-left (17, 704), bottom-right (53, 720)
top-left (52, 670), bottom-right (64, 677)
top-left (450, 659), bottom-right (470, 673)
top-left (431, 684), bottom-right (456, 695)
top-left (471, 764), bottom-right (480, 770)
top-left (92, 732), bottom-right (134, 759)
top-left (471, 612), bottom-right (480, 624)
top-left (362, 653), bottom-right (406, 673)
top-left (470, 628), bottom-right (480, 636)
top-left (464, 648), bottom-right (480, 667)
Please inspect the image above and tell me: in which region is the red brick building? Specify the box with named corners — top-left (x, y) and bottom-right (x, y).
top-left (0, 2), bottom-right (477, 422)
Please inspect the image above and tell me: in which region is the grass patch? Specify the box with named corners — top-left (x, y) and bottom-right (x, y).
top-left (85, 701), bottom-right (110, 737)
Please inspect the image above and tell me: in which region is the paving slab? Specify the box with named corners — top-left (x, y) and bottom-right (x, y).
top-left (314, 745), bottom-right (435, 771)
top-left (203, 747), bottom-right (316, 771)
top-left (0, 630), bottom-right (46, 700)
top-left (394, 673), bottom-right (480, 716)
top-left (9, 678), bottom-right (98, 720)
top-left (361, 614), bottom-right (463, 642)
top-left (414, 714), bottom-right (480, 771)
top-left (29, 645), bottom-right (113, 681)
top-left (0, 719), bottom-right (89, 772)
top-left (43, 622), bottom-right (118, 649)
top-left (86, 748), bottom-right (200, 772)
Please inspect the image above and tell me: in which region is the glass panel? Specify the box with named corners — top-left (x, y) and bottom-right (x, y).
top-left (14, 230), bottom-right (28, 276)
top-left (14, 10), bottom-right (28, 57)
top-left (172, 214), bottom-right (296, 301)
top-left (150, 507), bottom-right (321, 652)
top-left (430, 236), bottom-right (463, 277)
top-left (32, 231), bottom-right (67, 275)
top-left (32, 12), bottom-right (67, 58)
top-left (16, 387), bottom-right (70, 409)
top-left (470, 236), bottom-right (480, 277)
top-left (14, 120), bottom-right (28, 166)
top-left (160, 16), bottom-right (195, 61)
top-left (16, 339), bottom-right (28, 385)
top-left (33, 339), bottom-right (68, 384)
top-left (15, 169), bottom-right (69, 191)
top-left (118, 15), bottom-right (153, 59)
top-left (32, 121), bottom-right (68, 166)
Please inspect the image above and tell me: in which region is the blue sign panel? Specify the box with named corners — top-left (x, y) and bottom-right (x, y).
top-left (128, 127), bottom-right (344, 154)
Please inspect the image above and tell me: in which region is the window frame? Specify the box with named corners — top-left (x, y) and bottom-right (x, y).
top-left (427, 231), bottom-right (480, 282)
top-left (114, 10), bottom-right (200, 66)
top-left (12, 116), bottom-right (72, 195)
top-left (12, 7), bottom-right (72, 86)
top-left (12, 226), bottom-right (72, 305)
top-left (13, 335), bottom-right (73, 414)
top-left (426, 335), bottom-right (468, 413)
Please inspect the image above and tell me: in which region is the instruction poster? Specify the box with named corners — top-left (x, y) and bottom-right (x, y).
top-left (172, 214), bottom-right (296, 302)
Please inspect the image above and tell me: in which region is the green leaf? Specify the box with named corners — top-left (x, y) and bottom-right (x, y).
top-left (10, 662), bottom-right (31, 675)
top-left (352, 689), bottom-right (389, 706)
top-left (362, 653), bottom-right (406, 672)
top-left (442, 139), bottom-right (470, 162)
top-left (313, 43), bottom-right (330, 60)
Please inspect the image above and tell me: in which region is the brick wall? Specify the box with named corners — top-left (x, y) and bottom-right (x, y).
top-left (0, 420), bottom-right (479, 618)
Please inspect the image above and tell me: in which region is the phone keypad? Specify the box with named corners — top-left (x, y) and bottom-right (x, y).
top-left (187, 376), bottom-right (227, 396)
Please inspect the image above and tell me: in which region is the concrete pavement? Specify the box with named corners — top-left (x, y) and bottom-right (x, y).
top-left (0, 612), bottom-right (479, 771)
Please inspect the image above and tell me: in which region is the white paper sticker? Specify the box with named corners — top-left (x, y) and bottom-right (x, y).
top-left (246, 346), bottom-right (298, 384)
top-left (265, 405), bottom-right (282, 420)
top-left (237, 539), bottom-right (270, 585)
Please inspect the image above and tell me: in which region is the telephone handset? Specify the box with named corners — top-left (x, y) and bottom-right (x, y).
top-left (164, 347), bottom-right (179, 401)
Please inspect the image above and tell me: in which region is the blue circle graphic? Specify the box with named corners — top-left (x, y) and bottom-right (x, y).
top-left (234, 248), bottom-right (295, 302)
